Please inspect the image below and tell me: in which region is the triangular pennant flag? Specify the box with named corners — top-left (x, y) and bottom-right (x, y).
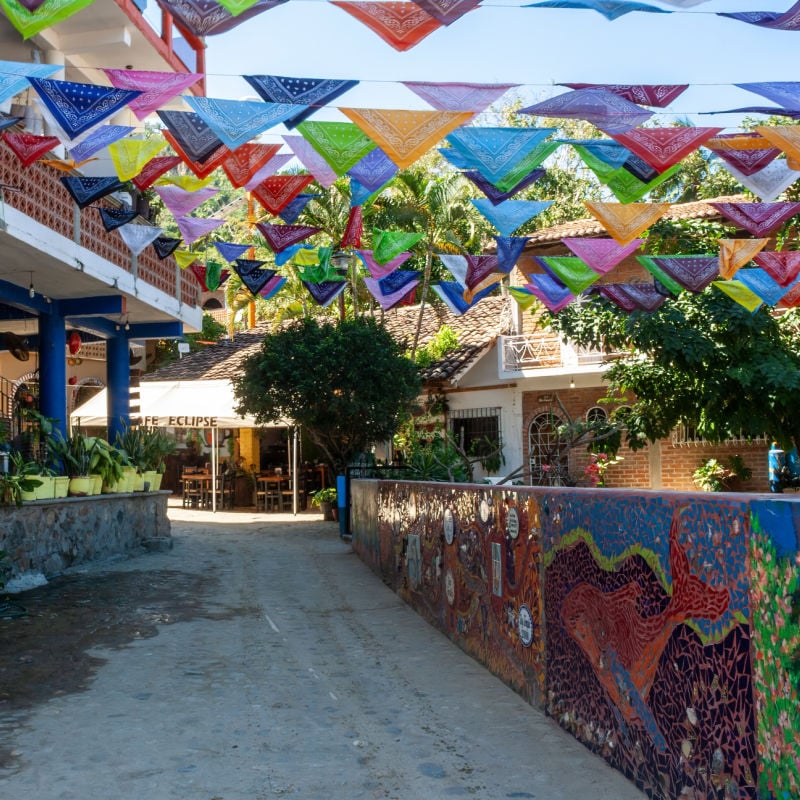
top-left (132, 155), bottom-right (182, 191)
top-left (346, 147), bottom-right (398, 191)
top-left (508, 286), bottom-right (540, 311)
top-left (233, 259), bottom-right (276, 295)
top-left (611, 127), bottom-right (722, 172)
top-left (174, 250), bottom-right (199, 269)
top-left (60, 176), bottom-right (125, 209)
top-left (493, 144), bottom-right (560, 193)
top-left (164, 132), bottom-right (230, 179)
top-left (495, 236), bottom-right (530, 272)
top-left (243, 75), bottom-right (358, 128)
top-left (538, 256), bottom-right (600, 294)
top-left (215, 0), bottom-right (265, 16)
top-left (736, 267), bottom-right (794, 306)
top-left (445, 127), bottom-right (555, 185)
top-left (256, 222), bottom-right (321, 252)
top-left (403, 81), bottom-right (518, 112)
top-left (779, 280), bottom-right (800, 309)
top-left (471, 198), bottom-right (552, 236)
top-left (341, 108), bottom-right (473, 169)
top-left (175, 216), bottom-right (225, 245)
top-left (0, 0), bottom-right (94, 39)
top-left (718, 238), bottom-right (769, 279)
top-left (356, 249), bottom-right (413, 279)
top-left (639, 255), bottom-right (719, 293)
top-left (0, 114), bottom-right (23, 132)
top-left (185, 96), bottom-right (302, 150)
top-left (562, 237), bottom-right (644, 275)
top-left (636, 255), bottom-right (686, 296)
top-left (188, 263), bottom-right (231, 293)
top-left (705, 132), bottom-right (781, 176)
top-left (350, 178), bottom-right (384, 207)
top-left (155, 185), bottom-right (219, 217)
top-left (719, 5), bottom-right (800, 32)
top-left (303, 280), bottom-right (348, 307)
top-left (221, 143), bottom-right (281, 188)
top-left (295, 121), bottom-right (376, 175)
top-left (260, 275), bottom-right (287, 300)
top-left (364, 272), bottom-right (420, 310)
top-left (154, 0), bottom-right (286, 36)
top-left (278, 193), bottom-right (318, 224)
top-left (518, 88), bottom-right (653, 134)
top-left (721, 160), bottom-right (800, 203)
top-left (753, 250), bottom-right (800, 287)
top-left (0, 59), bottom-right (60, 104)
top-left (595, 283), bottom-right (666, 312)
top-left (155, 172), bottom-right (214, 192)
top-left (108, 138), bottom-right (166, 182)
top-left (2, 132), bottom-right (59, 166)
top-left (283, 134), bottom-right (338, 188)
top-left (559, 83), bottom-right (688, 108)
top-left (102, 69), bottom-right (202, 121)
top-left (464, 273), bottom-right (503, 303)
top-left (243, 153), bottom-right (294, 190)
top-left (40, 156), bottom-right (98, 173)
top-left (709, 202), bottom-right (800, 237)
top-left (372, 229), bottom-right (424, 264)
top-left (525, 0), bottom-right (670, 21)
top-left (118, 223), bottom-right (164, 257)
top-left (69, 125), bottom-right (134, 162)
top-left (432, 280), bottom-right (496, 315)
top-left (523, 273), bottom-right (575, 313)
top-left (251, 174), bottom-right (316, 215)
top-left (438, 254), bottom-right (469, 286)
top-left (565, 138), bottom-right (632, 169)
top-left (585, 201), bottom-right (670, 245)
top-left (28, 78), bottom-right (141, 140)
top-left (463, 167), bottom-right (545, 205)
top-left (755, 125), bottom-right (800, 170)
top-left (438, 254), bottom-right (501, 289)
top-left (712, 280), bottom-right (763, 313)
top-left (98, 205), bottom-right (138, 232)
top-left (331, 1), bottom-right (443, 50)
top-left (152, 236), bottom-right (182, 260)
top-left (412, 0), bottom-right (479, 23)
top-left (734, 81), bottom-right (800, 108)
top-left (340, 205), bottom-right (364, 248)
top-left (214, 241), bottom-right (252, 262)
top-left (158, 110), bottom-right (224, 164)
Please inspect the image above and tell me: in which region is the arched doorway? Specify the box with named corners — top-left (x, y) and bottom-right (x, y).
top-left (528, 411), bottom-right (570, 486)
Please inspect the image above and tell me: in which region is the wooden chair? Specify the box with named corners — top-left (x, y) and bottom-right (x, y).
top-left (182, 472), bottom-right (205, 508)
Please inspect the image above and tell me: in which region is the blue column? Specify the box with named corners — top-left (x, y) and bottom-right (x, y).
top-left (106, 334), bottom-right (130, 443)
top-left (38, 309), bottom-right (67, 437)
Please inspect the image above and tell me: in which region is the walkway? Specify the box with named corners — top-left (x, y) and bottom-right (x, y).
top-left (0, 506), bottom-right (646, 800)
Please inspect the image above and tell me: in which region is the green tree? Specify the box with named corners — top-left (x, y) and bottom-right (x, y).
top-left (232, 316), bottom-right (421, 473)
top-left (148, 313), bottom-right (227, 372)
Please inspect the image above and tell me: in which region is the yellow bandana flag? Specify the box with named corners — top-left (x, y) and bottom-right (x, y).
top-left (718, 238), bottom-right (768, 280)
top-left (712, 280), bottom-right (763, 312)
top-left (174, 250), bottom-right (199, 269)
top-left (109, 138), bottom-right (166, 182)
top-left (584, 202), bottom-right (671, 245)
top-left (155, 173), bottom-right (214, 192)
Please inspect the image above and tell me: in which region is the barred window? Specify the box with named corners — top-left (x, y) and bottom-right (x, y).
top-left (450, 407), bottom-right (501, 459)
top-left (586, 406), bottom-right (608, 424)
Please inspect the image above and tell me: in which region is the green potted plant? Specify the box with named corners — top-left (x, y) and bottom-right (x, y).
top-left (114, 424), bottom-right (147, 490)
top-left (92, 438), bottom-right (128, 493)
top-left (50, 432), bottom-right (98, 496)
top-left (311, 487), bottom-right (337, 521)
top-left (145, 428), bottom-right (176, 491)
top-left (7, 451), bottom-right (43, 502)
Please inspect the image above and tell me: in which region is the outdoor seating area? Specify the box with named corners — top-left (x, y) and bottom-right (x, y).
top-left (180, 467), bottom-right (235, 510)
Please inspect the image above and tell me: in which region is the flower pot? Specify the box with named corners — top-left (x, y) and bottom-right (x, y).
top-left (142, 470), bottom-right (157, 492)
top-left (90, 474), bottom-right (102, 495)
top-left (68, 476), bottom-right (93, 497)
top-left (54, 476), bottom-right (70, 498)
top-left (102, 478), bottom-right (123, 494)
top-left (151, 472), bottom-right (163, 491)
top-left (21, 486), bottom-right (37, 502)
top-left (132, 472), bottom-right (145, 492)
top-left (320, 500), bottom-right (335, 521)
top-left (35, 475), bottom-right (56, 500)
top-left (121, 467), bottom-right (137, 493)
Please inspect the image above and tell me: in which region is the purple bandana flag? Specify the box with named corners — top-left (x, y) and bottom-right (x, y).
top-left (60, 176), bottom-right (124, 209)
top-left (356, 249), bottom-right (412, 279)
top-left (152, 236), bottom-right (182, 260)
top-left (518, 88), bottom-right (653, 134)
top-left (155, 0), bottom-right (286, 36)
top-left (346, 147), bottom-right (399, 191)
top-left (638, 255), bottom-right (719, 293)
top-left (118, 223), bottom-right (164, 257)
top-left (411, 0), bottom-right (480, 23)
top-left (524, 273), bottom-right (575, 313)
top-left (471, 198), bottom-right (552, 236)
top-left (103, 69), bottom-right (202, 121)
top-left (525, 0), bottom-right (670, 19)
top-left (709, 202), bottom-right (800, 237)
top-left (243, 75), bottom-right (358, 128)
top-left (559, 83), bottom-right (688, 108)
top-left (595, 283), bottom-right (666, 312)
top-left (98, 205), bottom-right (138, 232)
top-left (402, 81), bottom-right (518, 112)
top-left (495, 236), bottom-right (530, 272)
top-left (256, 223), bottom-right (321, 252)
top-left (705, 132), bottom-right (781, 176)
top-left (718, 1), bottom-right (800, 30)
top-left (283, 134), bottom-right (338, 188)
top-left (259, 275), bottom-right (287, 301)
top-left (735, 81), bottom-right (800, 109)
top-left (463, 167), bottom-right (546, 205)
top-left (432, 281), bottom-right (496, 315)
top-left (68, 125), bottom-right (134, 162)
top-left (234, 259), bottom-right (276, 295)
top-left (754, 250), bottom-right (800, 286)
top-left (175, 216), bottom-right (225, 245)
top-left (158, 110), bottom-right (224, 164)
top-left (278, 193), bottom-right (319, 224)
top-left (28, 78), bottom-right (141, 141)
top-left (155, 185), bottom-right (218, 217)
top-left (303, 280), bottom-right (347, 307)
top-left (562, 237), bottom-right (644, 274)
top-left (0, 59), bottom-right (60, 105)
top-left (214, 241), bottom-right (251, 263)
top-left (736, 268), bottom-right (795, 306)
top-left (365, 270), bottom-right (420, 310)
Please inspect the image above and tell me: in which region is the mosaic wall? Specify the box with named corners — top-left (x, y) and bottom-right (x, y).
top-left (350, 481), bottom-right (800, 800)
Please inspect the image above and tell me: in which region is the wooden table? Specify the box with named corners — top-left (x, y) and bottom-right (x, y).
top-left (256, 475), bottom-right (291, 512)
top-left (181, 472), bottom-right (212, 508)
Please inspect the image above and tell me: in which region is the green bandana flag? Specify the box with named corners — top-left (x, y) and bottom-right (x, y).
top-left (538, 256), bottom-right (600, 294)
top-left (296, 121), bottom-right (376, 176)
top-left (372, 229), bottom-right (424, 265)
top-left (636, 256), bottom-right (684, 296)
top-left (0, 0), bottom-right (93, 38)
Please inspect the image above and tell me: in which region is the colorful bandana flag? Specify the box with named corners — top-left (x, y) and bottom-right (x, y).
top-left (251, 174), bottom-right (316, 215)
top-left (412, 0), bottom-right (480, 23)
top-left (0, 113), bottom-right (22, 132)
top-left (709, 201), bottom-right (800, 237)
top-left (495, 236), bottom-right (530, 272)
top-left (537, 256), bottom-right (599, 294)
top-left (243, 75), bottom-right (359, 128)
top-left (155, 172), bottom-right (214, 192)
top-left (165, 133), bottom-right (231, 179)
top-left (155, 0), bottom-right (287, 36)
top-left (753, 250), bottom-right (800, 286)
top-left (152, 236), bottom-right (182, 260)
top-left (2, 132), bottom-right (59, 166)
top-left (174, 250), bottom-right (200, 269)
top-left (563, 138), bottom-right (631, 169)
top-left (712, 280), bottom-right (763, 312)
top-left (432, 280), bottom-right (496, 315)
top-left (705, 132), bottom-right (781, 176)
top-left (0, 0), bottom-right (94, 38)
top-left (372, 228), bottom-right (424, 264)
top-left (214, 241), bottom-right (251, 262)
top-left (755, 125), bottom-right (800, 169)
top-left (471, 198), bottom-right (552, 236)
top-left (718, 1), bottom-right (800, 30)
top-left (295, 121), bottom-right (376, 175)
top-left (282, 134), bottom-right (338, 188)
top-left (525, 0), bottom-right (670, 19)
top-left (611, 127), bottom-right (722, 172)
top-left (98, 205), bottom-right (138, 232)
top-left (523, 273), bottom-right (575, 313)
top-left (331, 1), bottom-right (443, 50)
top-left (259, 275), bottom-right (287, 300)
top-left (221, 143), bottom-right (281, 188)
top-left (155, 185), bottom-right (219, 217)
top-left (60, 176), bottom-right (124, 209)
top-left (278, 193), bottom-right (318, 223)
top-left (346, 147), bottom-right (398, 191)
top-left (445, 127), bottom-right (555, 185)
top-left (158, 110), bottom-right (224, 164)
top-left (559, 83), bottom-right (688, 108)
top-left (735, 81), bottom-right (800, 108)
top-left (68, 125), bottom-right (134, 163)
top-left (340, 205), bottom-right (364, 248)
top-left (779, 281), bottom-right (800, 308)
top-left (585, 201), bottom-right (671, 244)
top-left (519, 88), bottom-right (653, 134)
top-left (303, 280), bottom-right (348, 307)
top-left (438, 254), bottom-right (501, 289)
top-left (243, 153), bottom-right (294, 190)
top-left (233, 259), bottom-right (276, 295)
top-left (638, 255), bottom-right (719, 293)
top-left (216, 0), bottom-right (266, 14)
top-left (464, 167), bottom-right (546, 205)
top-left (175, 216), bottom-right (225, 245)
top-left (350, 178), bottom-right (384, 207)
top-left (118, 223), bottom-right (164, 257)
top-left (189, 262), bottom-right (230, 292)
top-left (402, 81), bottom-right (518, 112)
top-left (718, 238), bottom-right (769, 279)
top-left (341, 108), bottom-right (473, 169)
top-left (131, 155), bottom-right (182, 191)
top-left (736, 267), bottom-right (795, 306)
top-left (562, 237), bottom-right (644, 275)
top-left (595, 283), bottom-right (666, 312)
top-left (356, 249), bottom-right (413, 279)
top-left (0, 59), bottom-right (60, 104)
top-left (365, 270), bottom-right (420, 310)
top-left (256, 222), bottom-right (321, 252)
top-left (508, 286), bottom-right (540, 311)
top-left (719, 156), bottom-right (799, 197)
top-left (102, 69), bottom-right (202, 121)
top-left (108, 138), bottom-right (166, 182)
top-left (28, 78), bottom-right (141, 141)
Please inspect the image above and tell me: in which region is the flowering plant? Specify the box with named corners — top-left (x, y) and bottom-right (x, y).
top-left (583, 452), bottom-right (622, 487)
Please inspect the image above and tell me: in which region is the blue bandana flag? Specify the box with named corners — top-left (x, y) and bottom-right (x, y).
top-left (0, 59), bottom-right (60, 105)
top-left (0, 113), bottom-right (22, 132)
top-left (303, 280), bottom-right (347, 307)
top-left (278, 193), bottom-right (318, 223)
top-left (152, 236), bottom-right (182, 260)
top-left (432, 281), bottom-right (496, 316)
top-left (215, 241), bottom-right (252, 262)
top-left (346, 147), bottom-right (399, 191)
top-left (735, 268), bottom-right (795, 306)
top-left (524, 0), bottom-right (670, 20)
top-left (157, 110), bottom-right (224, 163)
top-left (471, 199), bottom-right (553, 236)
top-left (60, 176), bottom-right (125, 209)
top-left (69, 125), bottom-right (134, 161)
top-left (98, 205), bottom-right (138, 231)
top-left (233, 259), bottom-right (277, 295)
top-left (495, 236), bottom-right (531, 272)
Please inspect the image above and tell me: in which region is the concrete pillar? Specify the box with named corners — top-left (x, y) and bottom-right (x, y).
top-left (106, 334), bottom-right (131, 443)
top-left (647, 440), bottom-right (663, 490)
top-left (38, 310), bottom-right (67, 437)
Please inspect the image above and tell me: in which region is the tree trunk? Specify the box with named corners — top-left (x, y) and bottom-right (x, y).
top-left (410, 246), bottom-right (433, 361)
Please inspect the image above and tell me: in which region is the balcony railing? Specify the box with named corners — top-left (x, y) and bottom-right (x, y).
top-left (500, 334), bottom-right (617, 374)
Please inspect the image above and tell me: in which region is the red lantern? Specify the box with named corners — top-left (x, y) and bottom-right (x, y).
top-left (68, 331), bottom-right (82, 355)
top-left (68, 376), bottom-right (78, 385)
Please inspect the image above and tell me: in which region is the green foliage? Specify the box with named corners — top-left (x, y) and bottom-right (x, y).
top-left (310, 487), bottom-right (337, 507)
top-left (48, 432), bottom-right (97, 477)
top-left (150, 313), bottom-right (227, 373)
top-left (414, 324), bottom-right (460, 368)
top-left (233, 316), bottom-right (421, 474)
top-left (396, 428), bottom-right (471, 483)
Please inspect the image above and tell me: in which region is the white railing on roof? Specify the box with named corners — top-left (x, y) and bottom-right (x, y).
top-left (500, 334), bottom-right (612, 373)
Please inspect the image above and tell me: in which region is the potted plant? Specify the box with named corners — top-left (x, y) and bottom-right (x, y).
top-left (145, 428), bottom-right (176, 491)
top-left (311, 487), bottom-right (337, 521)
top-left (7, 451), bottom-right (43, 502)
top-left (50, 432), bottom-right (98, 496)
top-left (93, 438), bottom-right (128, 493)
top-left (115, 424), bottom-right (147, 490)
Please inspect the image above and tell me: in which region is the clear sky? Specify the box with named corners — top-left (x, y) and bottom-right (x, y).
top-left (197, 0), bottom-right (800, 132)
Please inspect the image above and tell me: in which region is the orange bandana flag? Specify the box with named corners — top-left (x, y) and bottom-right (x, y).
top-left (755, 125), bottom-right (800, 170)
top-left (584, 201), bottom-right (671, 245)
top-left (718, 238), bottom-right (768, 280)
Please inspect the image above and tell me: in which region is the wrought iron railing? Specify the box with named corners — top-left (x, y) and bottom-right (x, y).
top-left (500, 334), bottom-right (615, 373)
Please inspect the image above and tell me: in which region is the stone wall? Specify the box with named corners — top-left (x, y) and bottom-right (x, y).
top-left (1, 493), bottom-right (171, 580)
top-left (350, 480), bottom-right (800, 800)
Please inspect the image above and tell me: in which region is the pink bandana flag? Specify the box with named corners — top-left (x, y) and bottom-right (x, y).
top-left (562, 237), bottom-right (644, 275)
top-left (102, 69), bottom-right (202, 121)
top-left (709, 202), bottom-right (800, 237)
top-left (155, 185), bottom-right (219, 217)
top-left (283, 134), bottom-right (338, 188)
top-left (332, 2), bottom-right (443, 51)
top-left (355, 250), bottom-right (412, 279)
top-left (402, 82), bottom-right (518, 112)
top-left (754, 250), bottom-right (800, 286)
top-left (559, 83), bottom-right (688, 108)
top-left (175, 216), bottom-right (225, 245)
top-left (611, 127), bottom-right (722, 172)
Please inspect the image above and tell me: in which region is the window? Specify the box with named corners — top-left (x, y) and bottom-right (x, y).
top-left (449, 407), bottom-right (501, 463)
top-left (586, 406), bottom-right (608, 425)
top-left (528, 412), bottom-right (570, 486)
